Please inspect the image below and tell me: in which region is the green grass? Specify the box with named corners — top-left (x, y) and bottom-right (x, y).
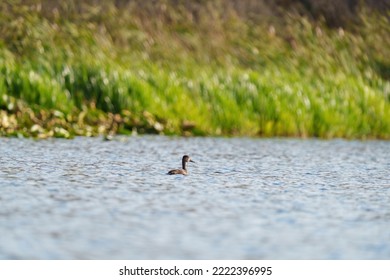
top-left (0, 1), bottom-right (389, 139)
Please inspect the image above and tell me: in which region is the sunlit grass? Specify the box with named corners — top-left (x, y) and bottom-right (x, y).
top-left (0, 1), bottom-right (389, 138)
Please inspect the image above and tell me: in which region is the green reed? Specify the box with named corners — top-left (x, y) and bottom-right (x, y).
top-left (0, 1), bottom-right (389, 138)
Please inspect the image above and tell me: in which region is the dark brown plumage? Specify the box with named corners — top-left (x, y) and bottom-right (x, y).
top-left (167, 155), bottom-right (195, 175)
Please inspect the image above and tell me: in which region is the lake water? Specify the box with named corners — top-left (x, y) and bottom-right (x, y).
top-left (0, 136), bottom-right (389, 259)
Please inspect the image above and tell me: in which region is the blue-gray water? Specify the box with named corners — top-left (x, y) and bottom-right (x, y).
top-left (0, 136), bottom-right (389, 259)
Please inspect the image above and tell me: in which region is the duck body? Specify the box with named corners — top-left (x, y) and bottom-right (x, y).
top-left (167, 155), bottom-right (194, 175)
top-left (167, 169), bottom-right (188, 175)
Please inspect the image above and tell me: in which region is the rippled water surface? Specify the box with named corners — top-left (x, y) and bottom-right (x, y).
top-left (0, 136), bottom-right (389, 259)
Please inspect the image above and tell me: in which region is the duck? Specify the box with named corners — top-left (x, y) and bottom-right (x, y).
top-left (167, 155), bottom-right (195, 175)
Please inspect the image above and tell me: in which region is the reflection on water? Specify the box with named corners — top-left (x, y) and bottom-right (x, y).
top-left (0, 136), bottom-right (389, 259)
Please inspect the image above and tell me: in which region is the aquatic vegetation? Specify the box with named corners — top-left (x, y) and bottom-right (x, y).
top-left (0, 1), bottom-right (389, 139)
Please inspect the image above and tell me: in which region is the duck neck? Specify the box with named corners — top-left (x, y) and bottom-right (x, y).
top-left (182, 160), bottom-right (187, 170)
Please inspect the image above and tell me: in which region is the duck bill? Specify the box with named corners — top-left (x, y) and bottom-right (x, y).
top-left (190, 159), bottom-right (195, 163)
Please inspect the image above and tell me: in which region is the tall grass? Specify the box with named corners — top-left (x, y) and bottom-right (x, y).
top-left (0, 0), bottom-right (389, 138)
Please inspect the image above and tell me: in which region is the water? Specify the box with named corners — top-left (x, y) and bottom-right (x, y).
top-left (0, 136), bottom-right (389, 259)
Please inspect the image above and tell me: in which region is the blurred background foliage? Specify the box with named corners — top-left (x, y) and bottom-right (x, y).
top-left (0, 0), bottom-right (389, 138)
